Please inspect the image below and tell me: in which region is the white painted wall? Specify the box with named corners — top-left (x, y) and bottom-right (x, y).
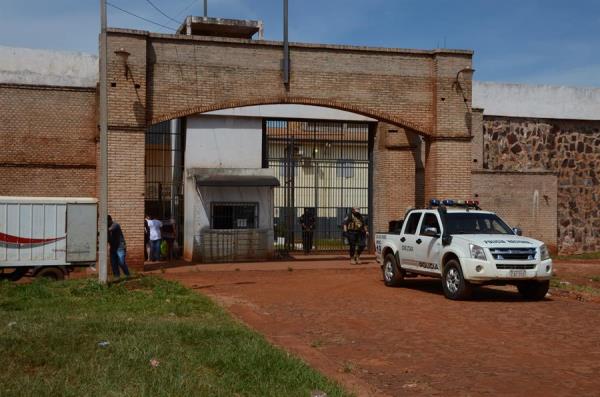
top-left (473, 81), bottom-right (600, 120)
top-left (183, 181), bottom-right (274, 261)
top-left (0, 46), bottom-right (98, 87)
top-left (186, 115), bottom-right (263, 169)
top-left (204, 104), bottom-right (376, 121)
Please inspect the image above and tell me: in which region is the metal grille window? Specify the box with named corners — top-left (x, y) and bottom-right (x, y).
top-left (211, 203), bottom-right (258, 230)
top-left (336, 160), bottom-right (355, 178)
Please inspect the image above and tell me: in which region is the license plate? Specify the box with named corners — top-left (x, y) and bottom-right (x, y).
top-left (509, 269), bottom-right (527, 278)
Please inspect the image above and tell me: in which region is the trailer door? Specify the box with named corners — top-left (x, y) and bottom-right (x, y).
top-left (66, 203), bottom-right (97, 262)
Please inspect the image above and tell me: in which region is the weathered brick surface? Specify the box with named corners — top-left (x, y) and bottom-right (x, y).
top-left (472, 171), bottom-right (558, 251)
top-left (1, 30), bottom-right (476, 265)
top-left (424, 138), bottom-right (473, 200)
top-left (0, 84), bottom-right (97, 197)
top-left (372, 123), bottom-right (419, 232)
top-left (107, 129), bottom-right (146, 268)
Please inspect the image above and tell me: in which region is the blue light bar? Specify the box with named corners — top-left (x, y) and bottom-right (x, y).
top-left (442, 199), bottom-right (455, 206)
top-left (430, 199), bottom-right (440, 207)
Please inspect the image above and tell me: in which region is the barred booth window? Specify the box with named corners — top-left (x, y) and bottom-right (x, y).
top-left (211, 203), bottom-right (259, 229)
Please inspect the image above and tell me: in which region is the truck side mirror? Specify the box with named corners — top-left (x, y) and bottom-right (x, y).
top-left (513, 227), bottom-right (522, 236)
top-left (423, 227), bottom-right (440, 237)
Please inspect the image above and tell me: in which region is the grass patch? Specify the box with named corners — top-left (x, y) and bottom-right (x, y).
top-left (550, 278), bottom-right (600, 296)
top-left (0, 276), bottom-right (351, 397)
top-left (555, 251), bottom-right (600, 261)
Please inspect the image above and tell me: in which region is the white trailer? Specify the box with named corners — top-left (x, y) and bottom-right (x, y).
top-left (0, 197), bottom-right (97, 281)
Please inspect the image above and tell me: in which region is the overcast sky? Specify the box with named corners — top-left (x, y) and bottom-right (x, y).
top-left (1, 0), bottom-right (599, 87)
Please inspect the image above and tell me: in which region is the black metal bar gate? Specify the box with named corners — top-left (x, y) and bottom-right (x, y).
top-left (265, 118), bottom-right (372, 253)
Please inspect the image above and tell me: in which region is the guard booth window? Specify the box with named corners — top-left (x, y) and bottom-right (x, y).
top-left (211, 203), bottom-right (258, 229)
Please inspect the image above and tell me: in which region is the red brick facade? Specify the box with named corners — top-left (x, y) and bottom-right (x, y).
top-left (2, 29), bottom-right (476, 266)
top-left (104, 29), bottom-right (474, 263)
top-left (0, 84), bottom-right (97, 198)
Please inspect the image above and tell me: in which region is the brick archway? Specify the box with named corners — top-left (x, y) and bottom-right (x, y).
top-left (151, 97), bottom-right (432, 137)
top-left (105, 28), bottom-right (475, 267)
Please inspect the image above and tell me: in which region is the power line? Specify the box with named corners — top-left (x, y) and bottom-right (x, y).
top-left (143, 0), bottom-right (181, 25)
top-left (175, 0), bottom-right (198, 18)
top-left (106, 2), bottom-right (177, 32)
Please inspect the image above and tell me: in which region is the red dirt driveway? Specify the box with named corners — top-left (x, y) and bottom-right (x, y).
top-left (157, 260), bottom-right (600, 396)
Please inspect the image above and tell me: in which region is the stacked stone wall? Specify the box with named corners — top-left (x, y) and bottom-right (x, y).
top-left (483, 116), bottom-right (600, 254)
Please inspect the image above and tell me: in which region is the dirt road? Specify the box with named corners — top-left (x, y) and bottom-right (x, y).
top-left (158, 260), bottom-right (600, 396)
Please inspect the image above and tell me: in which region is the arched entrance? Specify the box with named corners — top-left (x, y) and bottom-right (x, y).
top-left (106, 27), bottom-right (475, 266)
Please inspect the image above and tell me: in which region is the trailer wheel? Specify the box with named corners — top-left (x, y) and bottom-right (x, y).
top-left (35, 267), bottom-right (65, 281)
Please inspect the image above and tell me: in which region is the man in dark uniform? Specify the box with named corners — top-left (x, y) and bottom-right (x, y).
top-left (343, 207), bottom-right (369, 264)
top-left (108, 215), bottom-right (130, 279)
top-left (299, 208), bottom-right (316, 254)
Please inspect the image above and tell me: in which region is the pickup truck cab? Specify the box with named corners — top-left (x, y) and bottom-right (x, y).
top-left (375, 202), bottom-right (552, 300)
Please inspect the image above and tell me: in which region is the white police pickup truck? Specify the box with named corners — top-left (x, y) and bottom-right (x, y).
top-left (375, 200), bottom-right (552, 300)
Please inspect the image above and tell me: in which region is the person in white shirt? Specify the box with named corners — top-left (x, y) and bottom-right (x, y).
top-left (147, 215), bottom-right (163, 261)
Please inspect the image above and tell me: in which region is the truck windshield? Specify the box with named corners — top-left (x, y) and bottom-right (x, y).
top-left (445, 213), bottom-right (513, 235)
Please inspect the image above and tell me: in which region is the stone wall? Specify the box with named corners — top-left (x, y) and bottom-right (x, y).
top-left (482, 116), bottom-right (600, 254)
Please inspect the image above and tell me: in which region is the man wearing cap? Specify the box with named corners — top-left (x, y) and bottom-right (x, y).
top-left (343, 207), bottom-right (369, 264)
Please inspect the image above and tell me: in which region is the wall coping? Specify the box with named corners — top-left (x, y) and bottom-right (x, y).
top-left (0, 82), bottom-right (96, 92)
top-left (107, 27), bottom-right (474, 56)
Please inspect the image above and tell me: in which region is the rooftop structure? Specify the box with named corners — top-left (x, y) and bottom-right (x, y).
top-left (176, 16), bottom-right (263, 39)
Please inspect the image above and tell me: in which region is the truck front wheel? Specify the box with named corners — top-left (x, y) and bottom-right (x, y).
top-left (517, 280), bottom-right (549, 300)
top-left (383, 253), bottom-right (404, 287)
top-left (34, 267), bottom-right (66, 281)
top-left (442, 260), bottom-right (472, 300)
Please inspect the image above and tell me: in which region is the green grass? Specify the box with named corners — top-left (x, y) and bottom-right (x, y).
top-left (555, 251), bottom-right (600, 261)
top-left (0, 277), bottom-right (351, 397)
top-left (550, 278), bottom-right (600, 296)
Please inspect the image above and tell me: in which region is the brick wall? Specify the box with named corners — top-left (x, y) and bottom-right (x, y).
top-left (0, 83), bottom-right (97, 197)
top-left (107, 130), bottom-right (145, 267)
top-left (372, 123), bottom-right (420, 233)
top-left (424, 138), bottom-right (473, 200)
top-left (102, 29), bottom-right (475, 262)
top-left (472, 170), bottom-right (558, 251)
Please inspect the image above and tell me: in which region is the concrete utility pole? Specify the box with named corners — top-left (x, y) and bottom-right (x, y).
top-left (204, 0), bottom-right (208, 17)
top-left (98, 0), bottom-right (109, 284)
top-left (283, 0), bottom-right (289, 85)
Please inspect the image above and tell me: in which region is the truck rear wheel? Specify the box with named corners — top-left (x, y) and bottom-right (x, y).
top-left (34, 267), bottom-right (65, 281)
top-left (383, 253), bottom-right (404, 287)
top-left (442, 260), bottom-right (472, 300)
top-left (517, 280), bottom-right (549, 300)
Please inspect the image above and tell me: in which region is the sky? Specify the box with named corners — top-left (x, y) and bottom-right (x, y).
top-left (1, 0), bottom-right (599, 87)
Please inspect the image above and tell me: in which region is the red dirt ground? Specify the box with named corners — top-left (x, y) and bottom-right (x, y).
top-left (155, 260), bottom-right (599, 396)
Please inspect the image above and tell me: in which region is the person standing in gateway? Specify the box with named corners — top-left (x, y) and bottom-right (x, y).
top-left (299, 208), bottom-right (316, 254)
top-left (343, 207), bottom-right (369, 265)
top-left (147, 215), bottom-right (163, 262)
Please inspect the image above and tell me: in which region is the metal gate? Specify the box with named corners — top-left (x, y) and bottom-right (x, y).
top-left (266, 119), bottom-right (372, 253)
top-left (145, 120), bottom-right (185, 247)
